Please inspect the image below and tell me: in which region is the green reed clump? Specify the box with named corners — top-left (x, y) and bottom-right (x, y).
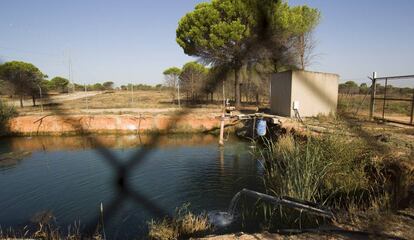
top-left (245, 132), bottom-right (391, 231)
top-left (256, 132), bottom-right (385, 208)
top-left (258, 135), bottom-right (329, 202)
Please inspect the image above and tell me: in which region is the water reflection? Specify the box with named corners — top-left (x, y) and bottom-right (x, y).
top-left (0, 151), bottom-right (31, 170)
top-left (2, 134), bottom-right (221, 152)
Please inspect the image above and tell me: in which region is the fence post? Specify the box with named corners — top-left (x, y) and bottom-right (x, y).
top-left (382, 78), bottom-right (388, 120)
top-left (369, 72), bottom-right (377, 120)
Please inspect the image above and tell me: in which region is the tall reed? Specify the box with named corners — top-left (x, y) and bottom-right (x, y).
top-left (255, 132), bottom-right (385, 208)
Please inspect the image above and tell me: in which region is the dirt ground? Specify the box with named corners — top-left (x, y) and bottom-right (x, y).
top-left (199, 208), bottom-right (414, 239)
top-left (2, 90), bottom-right (226, 116)
top-left (2, 91), bottom-right (103, 108)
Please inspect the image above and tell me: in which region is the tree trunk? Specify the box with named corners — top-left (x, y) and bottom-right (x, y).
top-left (20, 96), bottom-right (23, 108)
top-left (300, 34), bottom-right (305, 70)
top-left (32, 95), bottom-right (36, 106)
top-left (234, 68), bottom-right (241, 109)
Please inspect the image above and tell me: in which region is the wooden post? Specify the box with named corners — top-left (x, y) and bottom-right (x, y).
top-left (219, 113), bottom-right (225, 146)
top-left (369, 72), bottom-right (377, 120)
top-left (252, 116), bottom-right (256, 139)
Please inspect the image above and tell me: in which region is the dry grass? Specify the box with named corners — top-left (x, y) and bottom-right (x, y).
top-left (3, 90), bottom-right (228, 115)
top-left (148, 219), bottom-right (176, 240)
top-left (0, 222), bottom-right (101, 240)
top-left (66, 90), bottom-right (175, 109)
top-left (338, 93), bottom-right (413, 120)
top-left (148, 204), bottom-right (211, 240)
top-left (0, 211), bottom-right (102, 240)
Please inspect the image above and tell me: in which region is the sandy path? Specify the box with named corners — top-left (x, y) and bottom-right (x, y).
top-left (5, 91), bottom-right (103, 107)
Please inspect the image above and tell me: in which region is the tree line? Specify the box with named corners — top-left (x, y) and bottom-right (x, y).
top-left (339, 80), bottom-right (414, 96)
top-left (0, 61), bottom-right (120, 107)
top-left (163, 61), bottom-right (272, 105)
top-left (0, 60), bottom-right (176, 109)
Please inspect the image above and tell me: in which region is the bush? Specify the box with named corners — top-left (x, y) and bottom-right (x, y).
top-left (0, 100), bottom-right (17, 133)
top-left (148, 204), bottom-right (210, 240)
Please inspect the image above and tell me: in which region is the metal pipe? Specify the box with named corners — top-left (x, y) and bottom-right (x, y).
top-left (374, 97), bottom-right (412, 102)
top-left (239, 189), bottom-right (335, 219)
top-left (373, 74), bottom-right (414, 80)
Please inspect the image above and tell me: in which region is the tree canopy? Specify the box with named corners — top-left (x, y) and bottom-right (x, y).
top-left (163, 67), bottom-right (181, 76)
top-left (0, 61), bottom-right (44, 107)
top-left (163, 67), bottom-right (182, 103)
top-left (180, 62), bottom-right (209, 102)
top-left (50, 77), bottom-right (70, 93)
top-left (103, 81), bottom-right (114, 90)
top-left (176, 0), bottom-right (320, 107)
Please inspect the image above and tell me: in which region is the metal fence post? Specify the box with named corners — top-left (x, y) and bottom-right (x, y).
top-left (382, 78), bottom-right (388, 120)
top-left (369, 72), bottom-right (377, 120)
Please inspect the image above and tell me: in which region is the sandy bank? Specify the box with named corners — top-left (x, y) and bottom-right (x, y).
top-left (5, 113), bottom-right (224, 136)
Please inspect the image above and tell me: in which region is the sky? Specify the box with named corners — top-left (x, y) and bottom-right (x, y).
top-left (0, 0), bottom-right (413, 86)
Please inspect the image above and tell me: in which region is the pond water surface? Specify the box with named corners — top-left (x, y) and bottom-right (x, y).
top-left (0, 134), bottom-right (262, 238)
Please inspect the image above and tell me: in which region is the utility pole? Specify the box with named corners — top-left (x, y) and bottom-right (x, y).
top-left (69, 56), bottom-right (72, 94)
top-left (131, 84), bottom-right (134, 105)
top-left (37, 84), bottom-right (43, 113)
top-left (84, 84), bottom-right (88, 110)
top-left (66, 50), bottom-right (75, 93)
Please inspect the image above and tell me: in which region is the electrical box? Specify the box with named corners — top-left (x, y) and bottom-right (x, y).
top-left (293, 101), bottom-right (300, 110)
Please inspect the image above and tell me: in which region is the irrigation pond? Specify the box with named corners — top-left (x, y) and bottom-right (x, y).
top-left (0, 134), bottom-right (263, 238)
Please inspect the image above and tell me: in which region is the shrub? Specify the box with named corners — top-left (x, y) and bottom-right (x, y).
top-left (0, 100), bottom-right (17, 133)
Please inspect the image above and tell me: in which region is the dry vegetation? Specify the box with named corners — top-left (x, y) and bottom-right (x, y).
top-left (148, 204), bottom-right (211, 240)
top-left (236, 107), bottom-right (414, 239)
top-left (302, 114), bottom-right (414, 239)
top-left (1, 90), bottom-right (230, 116)
top-left (338, 93), bottom-right (413, 123)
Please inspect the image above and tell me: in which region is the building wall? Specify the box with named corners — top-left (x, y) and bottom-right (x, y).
top-left (270, 71), bottom-right (292, 116)
top-left (270, 70), bottom-right (339, 117)
top-left (291, 71), bottom-right (338, 117)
